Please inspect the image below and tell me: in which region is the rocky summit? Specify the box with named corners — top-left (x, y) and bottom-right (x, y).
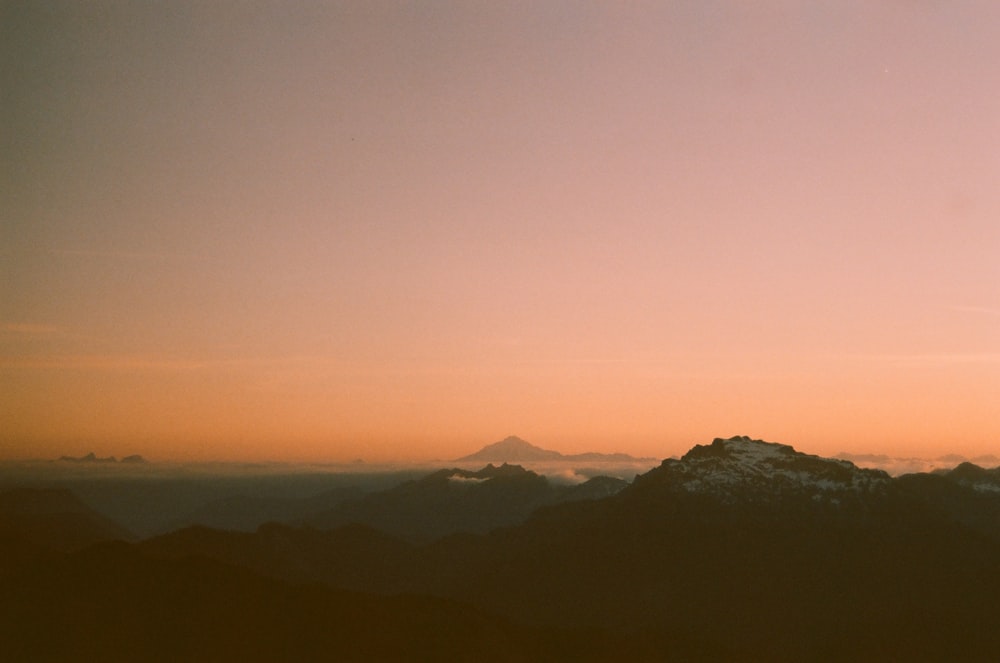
top-left (631, 435), bottom-right (891, 504)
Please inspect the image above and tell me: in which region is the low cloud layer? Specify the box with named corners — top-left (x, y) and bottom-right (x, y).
top-left (837, 452), bottom-right (1000, 476)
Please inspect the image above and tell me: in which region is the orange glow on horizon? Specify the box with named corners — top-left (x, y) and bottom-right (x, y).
top-left (3, 3), bottom-right (998, 464)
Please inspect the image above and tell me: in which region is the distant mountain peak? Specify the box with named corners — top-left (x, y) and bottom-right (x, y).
top-left (56, 452), bottom-right (146, 464)
top-left (635, 436), bottom-right (891, 503)
top-left (457, 437), bottom-right (563, 462)
top-left (58, 452), bottom-right (117, 463)
top-left (457, 436), bottom-right (653, 464)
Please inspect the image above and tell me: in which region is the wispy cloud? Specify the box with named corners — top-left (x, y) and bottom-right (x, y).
top-left (0, 353), bottom-right (345, 373)
top-left (49, 248), bottom-right (204, 262)
top-left (867, 353), bottom-right (1000, 367)
top-left (836, 453), bottom-right (960, 476)
top-left (838, 451), bottom-right (1000, 475)
top-left (447, 475), bottom-right (486, 484)
top-left (0, 354), bottom-right (212, 372)
top-left (0, 323), bottom-right (61, 336)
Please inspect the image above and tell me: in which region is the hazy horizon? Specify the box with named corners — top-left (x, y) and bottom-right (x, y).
top-left (4, 2), bottom-right (998, 463)
top-left (4, 434), bottom-right (998, 480)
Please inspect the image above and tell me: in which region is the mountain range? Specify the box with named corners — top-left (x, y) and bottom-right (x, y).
top-left (4, 435), bottom-right (1000, 661)
top-left (57, 452), bottom-right (147, 463)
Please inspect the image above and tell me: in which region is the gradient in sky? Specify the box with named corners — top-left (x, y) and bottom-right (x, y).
top-left (2, 2), bottom-right (998, 462)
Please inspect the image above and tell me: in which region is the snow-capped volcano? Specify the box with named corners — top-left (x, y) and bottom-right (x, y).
top-left (632, 436), bottom-right (891, 504)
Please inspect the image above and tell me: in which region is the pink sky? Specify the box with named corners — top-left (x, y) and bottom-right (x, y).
top-left (3, 2), bottom-right (998, 462)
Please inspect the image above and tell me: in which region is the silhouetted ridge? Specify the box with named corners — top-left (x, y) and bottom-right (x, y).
top-left (471, 462), bottom-right (536, 479)
top-left (179, 484), bottom-right (366, 533)
top-left (59, 452), bottom-right (115, 463)
top-left (305, 463), bottom-right (625, 542)
top-left (943, 461), bottom-right (1000, 489)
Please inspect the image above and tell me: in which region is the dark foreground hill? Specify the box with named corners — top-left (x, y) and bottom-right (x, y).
top-left (0, 541), bottom-right (670, 663)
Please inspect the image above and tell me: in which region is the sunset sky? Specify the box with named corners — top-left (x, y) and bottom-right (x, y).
top-left (3, 2), bottom-right (998, 462)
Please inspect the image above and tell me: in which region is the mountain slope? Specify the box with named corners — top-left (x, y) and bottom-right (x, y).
top-left (0, 488), bottom-right (134, 553)
top-left (305, 463), bottom-right (628, 543)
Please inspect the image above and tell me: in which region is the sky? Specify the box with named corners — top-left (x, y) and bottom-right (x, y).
top-left (2, 1), bottom-right (998, 463)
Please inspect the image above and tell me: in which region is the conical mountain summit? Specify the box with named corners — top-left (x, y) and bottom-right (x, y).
top-left (458, 435), bottom-right (653, 463)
